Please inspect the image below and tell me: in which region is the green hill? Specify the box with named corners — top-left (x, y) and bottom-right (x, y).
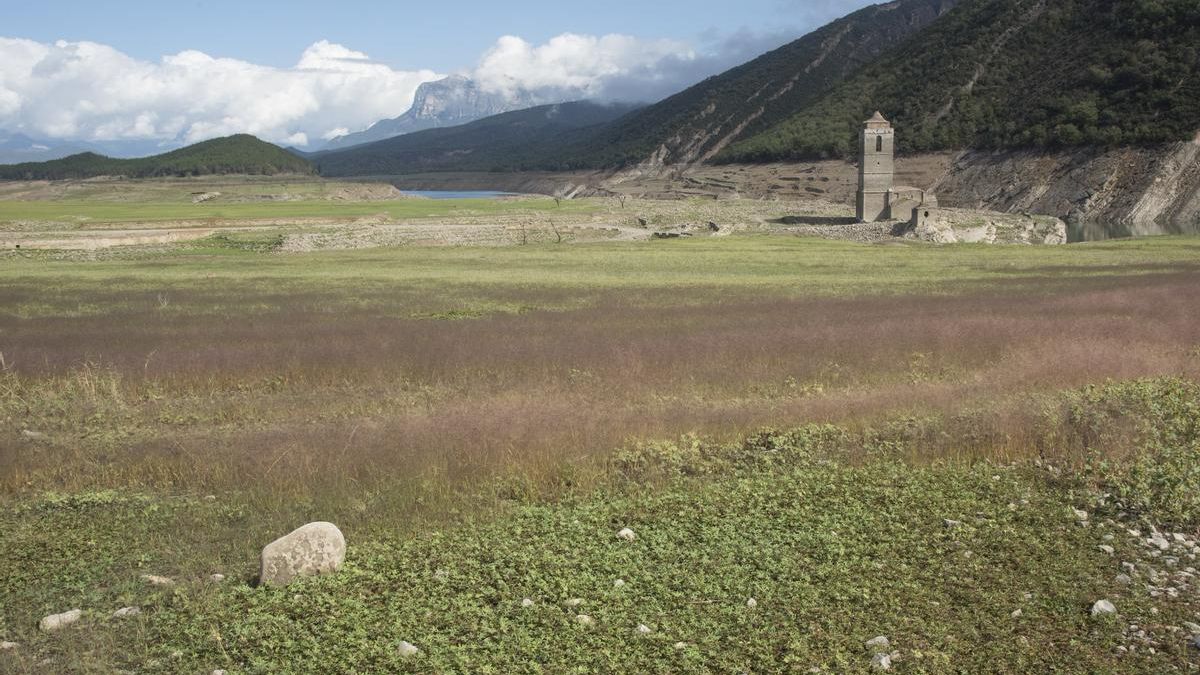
top-left (719, 0), bottom-right (1200, 162)
top-left (315, 102), bottom-right (640, 176)
top-left (550, 0), bottom-right (961, 168)
top-left (0, 135), bottom-right (315, 180)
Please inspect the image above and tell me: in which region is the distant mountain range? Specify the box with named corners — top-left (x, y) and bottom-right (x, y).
top-left (319, 75), bottom-right (540, 151)
top-left (0, 130), bottom-right (184, 165)
top-left (316, 102), bottom-right (641, 175)
top-left (0, 135), bottom-right (313, 180)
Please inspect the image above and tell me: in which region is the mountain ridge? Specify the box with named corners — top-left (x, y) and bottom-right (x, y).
top-left (320, 75), bottom-right (540, 151)
top-left (0, 135), bottom-right (314, 180)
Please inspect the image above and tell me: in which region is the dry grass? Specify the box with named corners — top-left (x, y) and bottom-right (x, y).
top-left (3, 269), bottom-right (1199, 508)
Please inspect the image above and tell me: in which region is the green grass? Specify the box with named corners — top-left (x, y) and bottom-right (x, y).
top-left (0, 196), bottom-right (595, 227)
top-left (3, 400), bottom-right (1198, 673)
top-left (1, 235), bottom-right (1199, 319)
top-left (3, 231), bottom-right (1200, 671)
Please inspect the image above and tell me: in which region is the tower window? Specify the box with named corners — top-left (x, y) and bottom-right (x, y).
top-left (876, 135), bottom-right (883, 152)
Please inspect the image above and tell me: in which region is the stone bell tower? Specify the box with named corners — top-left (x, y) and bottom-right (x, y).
top-left (856, 111), bottom-right (894, 223)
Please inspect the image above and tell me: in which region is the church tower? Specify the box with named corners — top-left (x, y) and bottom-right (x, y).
top-left (856, 111), bottom-right (894, 223)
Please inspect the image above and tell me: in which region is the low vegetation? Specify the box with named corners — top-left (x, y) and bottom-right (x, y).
top-left (1, 219), bottom-right (1199, 670)
top-left (0, 136), bottom-right (315, 180)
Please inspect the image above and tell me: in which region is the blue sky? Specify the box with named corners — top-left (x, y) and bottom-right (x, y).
top-left (0, 0), bottom-right (876, 146)
top-left (5, 0), bottom-right (872, 71)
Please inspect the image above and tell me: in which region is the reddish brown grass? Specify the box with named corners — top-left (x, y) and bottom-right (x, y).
top-left (2, 270), bottom-right (1199, 499)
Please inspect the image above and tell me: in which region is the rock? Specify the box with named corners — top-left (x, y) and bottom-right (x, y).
top-left (0, 641), bottom-right (18, 650)
top-left (871, 652), bottom-right (893, 671)
top-left (617, 527), bottom-right (636, 541)
top-left (865, 636), bottom-right (890, 651)
top-left (1072, 508), bottom-right (1089, 521)
top-left (1190, 635), bottom-right (1200, 650)
top-left (521, 598), bottom-right (534, 608)
top-left (1183, 621), bottom-right (1200, 633)
top-left (1116, 574), bottom-right (1132, 585)
top-left (1011, 609), bottom-right (1023, 618)
top-left (746, 597), bottom-right (758, 609)
top-left (210, 574), bottom-right (226, 583)
top-left (260, 522), bottom-right (346, 587)
top-left (1092, 599), bottom-right (1117, 617)
top-left (674, 641), bottom-right (689, 650)
top-left (21, 429), bottom-right (47, 440)
top-left (1099, 545), bottom-right (1115, 555)
top-left (141, 574), bottom-right (174, 586)
top-left (613, 579), bottom-right (625, 588)
top-left (1149, 534), bottom-right (1171, 551)
top-left (212, 670), bottom-right (228, 675)
top-left (636, 623), bottom-right (652, 634)
top-left (111, 607), bottom-right (140, 618)
top-left (943, 519), bottom-right (962, 529)
top-left (397, 641), bottom-right (419, 657)
top-left (39, 609), bottom-right (82, 632)
top-left (575, 614), bottom-right (594, 627)
top-left (566, 598), bottom-right (583, 608)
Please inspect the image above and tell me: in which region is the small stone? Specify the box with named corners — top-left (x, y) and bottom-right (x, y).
top-left (943, 519), bottom-right (962, 529)
top-left (617, 528), bottom-right (636, 542)
top-left (142, 574), bottom-right (174, 586)
top-left (1121, 561), bottom-right (1136, 574)
top-left (212, 670), bottom-right (227, 675)
top-left (39, 609), bottom-right (82, 632)
top-left (1174, 533), bottom-right (1187, 543)
top-left (1011, 609), bottom-right (1023, 618)
top-left (0, 641), bottom-right (18, 650)
top-left (210, 574), bottom-right (226, 583)
top-left (746, 597), bottom-right (758, 609)
top-left (170, 650), bottom-right (183, 659)
top-left (21, 429), bottom-right (47, 440)
top-left (1116, 574), bottom-right (1132, 585)
top-left (1103, 534), bottom-right (1115, 542)
top-left (636, 623), bottom-right (652, 634)
top-left (566, 598), bottom-right (583, 608)
top-left (576, 614), bottom-right (594, 627)
top-left (613, 579), bottom-right (625, 588)
top-left (1149, 535), bottom-right (1171, 551)
top-left (1190, 635), bottom-right (1200, 650)
top-left (521, 598), bottom-right (534, 608)
top-left (397, 641), bottom-right (419, 657)
top-left (865, 636), bottom-right (890, 651)
top-left (1182, 621), bottom-right (1200, 633)
top-left (871, 652), bottom-right (893, 671)
top-left (111, 607), bottom-right (140, 618)
top-left (260, 522), bottom-right (346, 587)
top-left (674, 641), bottom-right (688, 650)
top-left (1072, 508), bottom-right (1089, 521)
top-left (1092, 599), bottom-right (1117, 617)
top-left (1099, 545), bottom-right (1115, 555)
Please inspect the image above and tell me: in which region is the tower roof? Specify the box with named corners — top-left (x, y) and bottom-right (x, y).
top-left (864, 111), bottom-right (892, 129)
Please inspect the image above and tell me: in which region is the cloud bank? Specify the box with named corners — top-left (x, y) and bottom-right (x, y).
top-left (0, 29), bottom-right (790, 148)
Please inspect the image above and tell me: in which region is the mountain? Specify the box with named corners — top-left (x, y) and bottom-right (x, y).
top-left (554, 0), bottom-right (961, 169)
top-left (720, 0), bottom-right (1200, 162)
top-left (313, 0), bottom-right (959, 174)
top-left (321, 75), bottom-right (539, 151)
top-left (0, 131), bottom-right (187, 164)
top-left (316, 102), bottom-right (641, 176)
top-left (0, 135), bottom-right (314, 180)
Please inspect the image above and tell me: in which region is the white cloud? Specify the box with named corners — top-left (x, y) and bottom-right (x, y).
top-left (0, 37), bottom-right (438, 147)
top-left (0, 28), bottom-right (786, 148)
top-left (472, 33), bottom-right (697, 101)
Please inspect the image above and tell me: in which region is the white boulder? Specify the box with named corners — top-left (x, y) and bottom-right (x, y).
top-left (260, 522), bottom-right (346, 587)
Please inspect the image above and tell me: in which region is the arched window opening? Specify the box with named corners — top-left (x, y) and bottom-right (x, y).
top-left (876, 135), bottom-right (883, 152)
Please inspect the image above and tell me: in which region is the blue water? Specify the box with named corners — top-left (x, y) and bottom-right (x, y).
top-left (402, 190), bottom-right (518, 200)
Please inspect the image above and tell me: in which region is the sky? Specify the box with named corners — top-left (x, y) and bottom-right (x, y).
top-left (0, 0), bottom-right (875, 148)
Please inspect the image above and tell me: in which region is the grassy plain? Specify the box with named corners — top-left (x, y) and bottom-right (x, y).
top-left (1, 187), bottom-right (1200, 672)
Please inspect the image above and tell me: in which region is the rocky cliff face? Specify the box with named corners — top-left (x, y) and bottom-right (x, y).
top-left (323, 76), bottom-right (537, 151)
top-left (932, 136), bottom-right (1200, 239)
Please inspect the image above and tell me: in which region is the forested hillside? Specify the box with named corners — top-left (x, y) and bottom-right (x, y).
top-left (316, 102), bottom-right (639, 175)
top-left (719, 0), bottom-right (1200, 162)
top-left (0, 135), bottom-right (314, 180)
